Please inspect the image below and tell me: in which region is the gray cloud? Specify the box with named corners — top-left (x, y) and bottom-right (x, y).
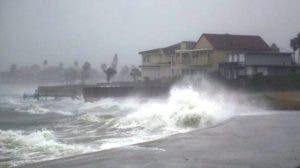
top-left (0, 0), bottom-right (300, 70)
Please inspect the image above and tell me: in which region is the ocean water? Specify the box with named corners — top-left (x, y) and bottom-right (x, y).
top-left (0, 78), bottom-right (259, 167)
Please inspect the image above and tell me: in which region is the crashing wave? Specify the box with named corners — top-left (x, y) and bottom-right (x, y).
top-left (0, 129), bottom-right (94, 166)
top-left (0, 76), bottom-right (257, 166)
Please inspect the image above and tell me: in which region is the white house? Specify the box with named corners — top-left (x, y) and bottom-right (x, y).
top-left (139, 41), bottom-right (196, 80)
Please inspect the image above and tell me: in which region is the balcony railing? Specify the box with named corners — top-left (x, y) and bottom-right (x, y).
top-left (219, 62), bottom-right (245, 67)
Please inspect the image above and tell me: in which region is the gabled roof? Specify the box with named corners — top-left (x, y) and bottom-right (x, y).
top-left (198, 33), bottom-right (272, 51)
top-left (138, 48), bottom-right (161, 55)
top-left (182, 41), bottom-right (197, 50)
top-left (162, 43), bottom-right (181, 54)
top-left (139, 41), bottom-right (195, 55)
top-left (139, 43), bottom-right (181, 55)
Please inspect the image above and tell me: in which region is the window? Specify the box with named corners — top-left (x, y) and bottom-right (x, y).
top-left (234, 54), bottom-right (238, 62)
top-left (182, 53), bottom-right (191, 64)
top-left (143, 56), bottom-right (150, 63)
top-left (192, 52), bottom-right (198, 58)
top-left (239, 54), bottom-right (245, 62)
top-left (246, 67), bottom-right (253, 75)
top-left (228, 54), bottom-right (233, 62)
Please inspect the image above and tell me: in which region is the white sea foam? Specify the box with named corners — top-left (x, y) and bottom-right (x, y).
top-left (75, 77), bottom-right (243, 153)
top-left (0, 76), bottom-right (261, 166)
top-left (0, 129), bottom-right (95, 166)
top-left (1, 97), bottom-right (83, 115)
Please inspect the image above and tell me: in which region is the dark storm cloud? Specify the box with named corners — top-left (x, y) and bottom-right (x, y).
top-left (0, 0), bottom-right (299, 70)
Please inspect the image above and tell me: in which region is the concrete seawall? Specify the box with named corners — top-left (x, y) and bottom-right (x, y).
top-left (82, 85), bottom-right (170, 102)
top-left (37, 84), bottom-right (84, 99)
top-left (36, 82), bottom-right (171, 101)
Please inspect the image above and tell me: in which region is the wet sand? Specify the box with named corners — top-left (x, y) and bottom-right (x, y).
top-left (19, 111), bottom-right (300, 168)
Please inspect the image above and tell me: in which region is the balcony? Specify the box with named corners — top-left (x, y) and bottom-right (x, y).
top-left (219, 62), bottom-right (245, 68)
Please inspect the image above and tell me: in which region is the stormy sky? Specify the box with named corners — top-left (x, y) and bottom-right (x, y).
top-left (0, 0), bottom-right (300, 70)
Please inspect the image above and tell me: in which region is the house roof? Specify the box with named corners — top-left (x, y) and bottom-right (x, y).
top-left (138, 48), bottom-right (161, 55)
top-left (139, 41), bottom-right (195, 55)
top-left (161, 43), bottom-right (181, 54)
top-left (138, 43), bottom-right (181, 55)
top-left (182, 41), bottom-right (197, 49)
top-left (199, 33), bottom-right (272, 51)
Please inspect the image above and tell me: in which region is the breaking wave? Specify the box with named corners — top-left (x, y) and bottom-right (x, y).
top-left (0, 129), bottom-right (94, 167)
top-left (0, 97), bottom-right (83, 115)
top-left (0, 76), bottom-right (256, 167)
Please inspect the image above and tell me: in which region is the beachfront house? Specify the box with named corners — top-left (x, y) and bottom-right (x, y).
top-left (139, 41), bottom-right (195, 80)
top-left (139, 33), bottom-right (288, 81)
top-left (219, 52), bottom-right (294, 80)
top-left (176, 34), bottom-right (273, 75)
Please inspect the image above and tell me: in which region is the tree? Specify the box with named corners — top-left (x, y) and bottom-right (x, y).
top-left (74, 61), bottom-right (79, 67)
top-left (59, 62), bottom-right (64, 69)
top-left (290, 33), bottom-right (300, 51)
top-left (101, 54), bottom-right (119, 83)
top-left (130, 67), bottom-right (141, 82)
top-left (30, 64), bottom-right (41, 72)
top-left (43, 60), bottom-right (48, 66)
top-left (81, 62), bottom-right (91, 83)
top-left (270, 43), bottom-right (280, 52)
top-left (9, 64), bottom-right (17, 74)
top-left (106, 67), bottom-right (116, 82)
top-left (111, 54), bottom-right (118, 70)
top-left (64, 68), bottom-right (78, 84)
top-left (9, 64), bottom-right (17, 83)
top-left (119, 65), bottom-right (130, 81)
top-left (101, 64), bottom-right (116, 83)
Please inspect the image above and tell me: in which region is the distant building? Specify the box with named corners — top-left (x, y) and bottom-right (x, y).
top-left (219, 52), bottom-right (294, 80)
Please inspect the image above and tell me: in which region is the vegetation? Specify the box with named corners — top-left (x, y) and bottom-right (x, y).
top-left (101, 64), bottom-right (116, 83)
top-left (101, 54), bottom-right (118, 83)
top-left (118, 65), bottom-right (130, 81)
top-left (270, 43), bottom-right (280, 52)
top-left (130, 67), bottom-right (142, 81)
top-left (81, 62), bottom-right (92, 83)
top-left (0, 59), bottom-right (135, 85)
top-left (264, 91), bottom-right (300, 110)
top-left (290, 33), bottom-right (300, 51)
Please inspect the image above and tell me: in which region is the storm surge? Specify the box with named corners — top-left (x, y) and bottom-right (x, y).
top-left (0, 77), bottom-right (254, 167)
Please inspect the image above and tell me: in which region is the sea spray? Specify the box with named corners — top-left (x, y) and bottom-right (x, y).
top-left (0, 129), bottom-right (94, 166)
top-left (0, 76), bottom-right (260, 166)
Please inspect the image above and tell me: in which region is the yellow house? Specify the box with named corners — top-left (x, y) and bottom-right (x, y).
top-left (177, 33), bottom-right (272, 74)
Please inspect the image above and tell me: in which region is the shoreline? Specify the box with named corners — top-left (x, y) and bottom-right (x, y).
top-left (252, 91), bottom-right (300, 110)
top-left (18, 110), bottom-right (300, 168)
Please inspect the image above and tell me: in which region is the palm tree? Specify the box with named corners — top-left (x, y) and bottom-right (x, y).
top-left (74, 61), bottom-right (79, 67)
top-left (101, 64), bottom-right (116, 83)
top-left (290, 33), bottom-right (300, 51)
top-left (270, 43), bottom-right (279, 52)
top-left (43, 60), bottom-right (48, 67)
top-left (130, 67), bottom-right (141, 82)
top-left (81, 62), bottom-right (91, 83)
